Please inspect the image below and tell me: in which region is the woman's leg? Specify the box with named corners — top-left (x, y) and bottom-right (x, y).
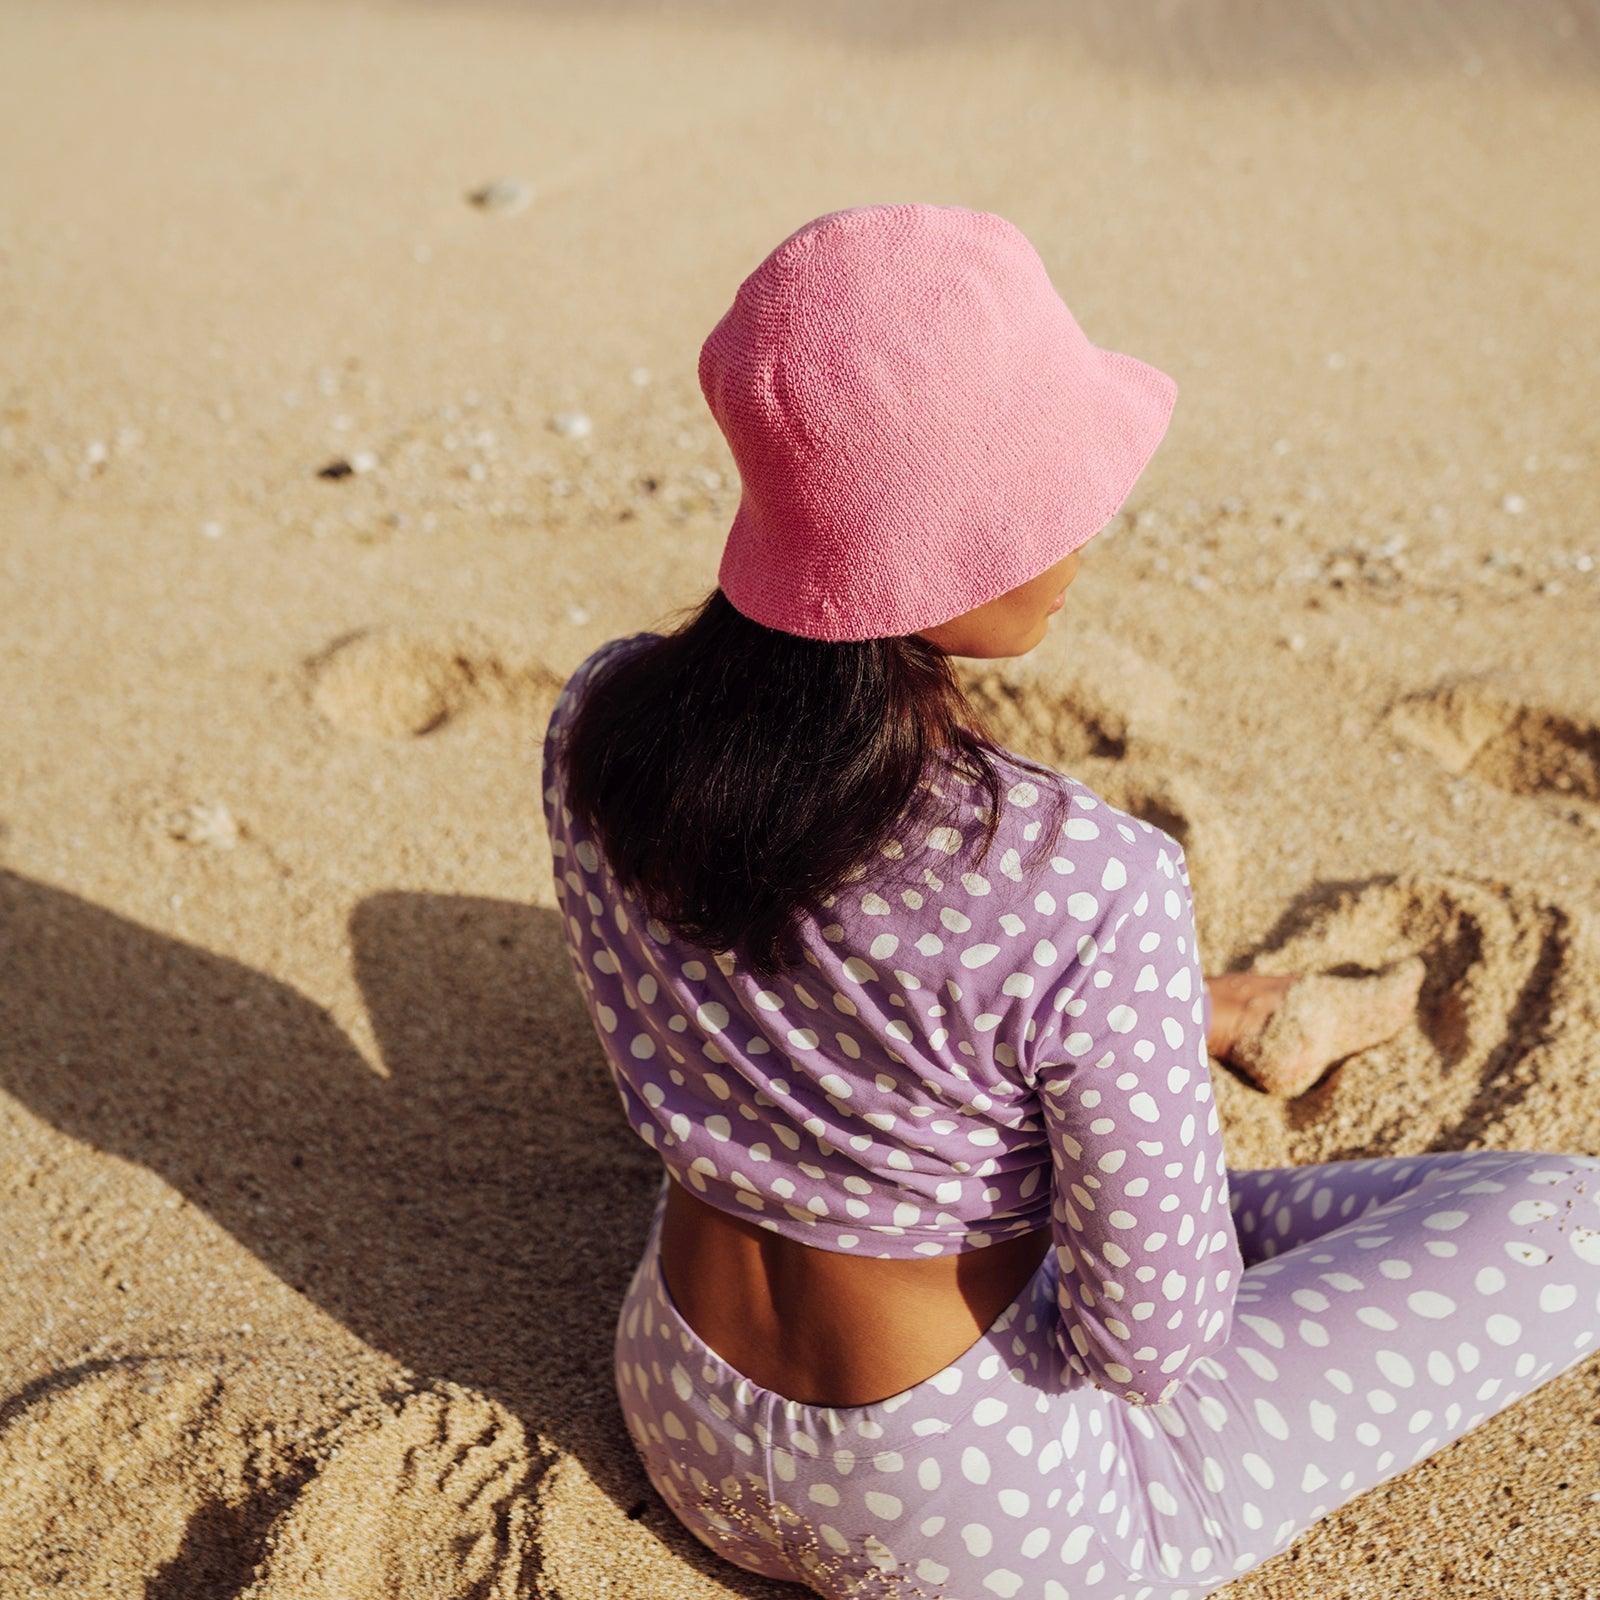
top-left (1227, 1150), bottom-right (1472, 1266)
top-left (1115, 1148), bottom-right (1600, 1591)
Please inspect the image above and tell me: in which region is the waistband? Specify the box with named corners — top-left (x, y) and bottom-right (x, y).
top-left (625, 1168), bottom-right (1068, 1451)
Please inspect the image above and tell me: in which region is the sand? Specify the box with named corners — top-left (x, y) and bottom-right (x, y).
top-left (2, 1), bottom-right (1598, 1595)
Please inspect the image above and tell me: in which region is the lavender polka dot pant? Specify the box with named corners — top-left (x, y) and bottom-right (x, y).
top-left (615, 1151), bottom-right (1600, 1599)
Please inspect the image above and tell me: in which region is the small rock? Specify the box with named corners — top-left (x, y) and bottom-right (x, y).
top-left (166, 801), bottom-right (238, 848)
top-left (1501, 492), bottom-right (1527, 514)
top-left (201, 520), bottom-right (224, 539)
top-left (467, 178), bottom-right (533, 215)
top-left (317, 459), bottom-right (355, 480)
top-left (629, 365), bottom-right (652, 386)
top-left (349, 450), bottom-right (379, 475)
top-left (567, 604), bottom-right (591, 626)
top-left (549, 411), bottom-right (592, 439)
top-left (1325, 351), bottom-right (1346, 369)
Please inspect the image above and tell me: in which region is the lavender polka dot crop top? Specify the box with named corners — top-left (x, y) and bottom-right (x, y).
top-left (542, 632), bottom-right (1244, 1404)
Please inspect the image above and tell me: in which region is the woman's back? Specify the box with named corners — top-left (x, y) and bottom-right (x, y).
top-left (543, 630), bottom-right (1241, 1407)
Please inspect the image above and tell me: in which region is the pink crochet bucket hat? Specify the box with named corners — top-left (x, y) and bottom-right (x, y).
top-left (699, 203), bottom-right (1177, 642)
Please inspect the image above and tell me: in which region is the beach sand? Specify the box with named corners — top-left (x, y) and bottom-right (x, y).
top-left (2, 2), bottom-right (1598, 1594)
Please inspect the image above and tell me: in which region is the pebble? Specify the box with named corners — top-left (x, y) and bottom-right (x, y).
top-left (629, 366), bottom-right (652, 386)
top-left (567, 604), bottom-right (592, 625)
top-left (467, 177), bottom-right (533, 214)
top-left (349, 450), bottom-right (378, 475)
top-left (1502, 492), bottom-right (1527, 514)
top-left (201, 520), bottom-right (223, 539)
top-left (550, 411), bottom-right (592, 439)
top-left (317, 459), bottom-right (355, 480)
top-left (166, 801), bottom-right (238, 848)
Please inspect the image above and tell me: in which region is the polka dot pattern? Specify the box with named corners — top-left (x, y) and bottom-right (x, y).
top-left (544, 632), bottom-right (1226, 1289)
top-left (553, 641), bottom-right (1600, 1594)
top-left (615, 1150), bottom-right (1600, 1597)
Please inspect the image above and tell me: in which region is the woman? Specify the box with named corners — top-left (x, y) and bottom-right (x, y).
top-left (540, 204), bottom-right (1600, 1599)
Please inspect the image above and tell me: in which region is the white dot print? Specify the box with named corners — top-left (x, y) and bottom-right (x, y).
top-left (547, 641), bottom-right (1600, 1599)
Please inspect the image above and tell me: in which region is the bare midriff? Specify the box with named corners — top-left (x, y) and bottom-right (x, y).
top-left (656, 1169), bottom-right (1054, 1407)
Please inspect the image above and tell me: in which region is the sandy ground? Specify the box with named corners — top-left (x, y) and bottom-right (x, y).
top-left (2, 2), bottom-right (1599, 1595)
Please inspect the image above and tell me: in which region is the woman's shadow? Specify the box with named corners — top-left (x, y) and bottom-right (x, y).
top-left (0, 867), bottom-right (772, 1589)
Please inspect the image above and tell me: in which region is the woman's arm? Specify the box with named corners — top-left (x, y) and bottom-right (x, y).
top-left (1024, 816), bottom-right (1245, 1405)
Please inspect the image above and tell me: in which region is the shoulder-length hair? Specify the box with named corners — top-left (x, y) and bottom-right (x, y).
top-left (555, 587), bottom-right (1071, 980)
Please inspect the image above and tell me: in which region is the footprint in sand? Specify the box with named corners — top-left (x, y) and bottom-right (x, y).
top-left (0, 1354), bottom-right (539, 1600)
top-left (956, 639), bottom-right (1235, 941)
top-left (305, 625), bottom-right (562, 739)
top-left (242, 1385), bottom-right (536, 1600)
top-left (1235, 871), bottom-right (1600, 1160)
top-left (1389, 679), bottom-right (1600, 812)
top-left (957, 629), bottom-right (1177, 765)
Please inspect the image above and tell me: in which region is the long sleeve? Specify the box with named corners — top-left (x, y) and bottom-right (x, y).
top-left (1022, 807), bottom-right (1243, 1406)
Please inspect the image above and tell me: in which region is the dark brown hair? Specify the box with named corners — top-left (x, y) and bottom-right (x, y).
top-left (556, 587), bottom-right (1072, 979)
